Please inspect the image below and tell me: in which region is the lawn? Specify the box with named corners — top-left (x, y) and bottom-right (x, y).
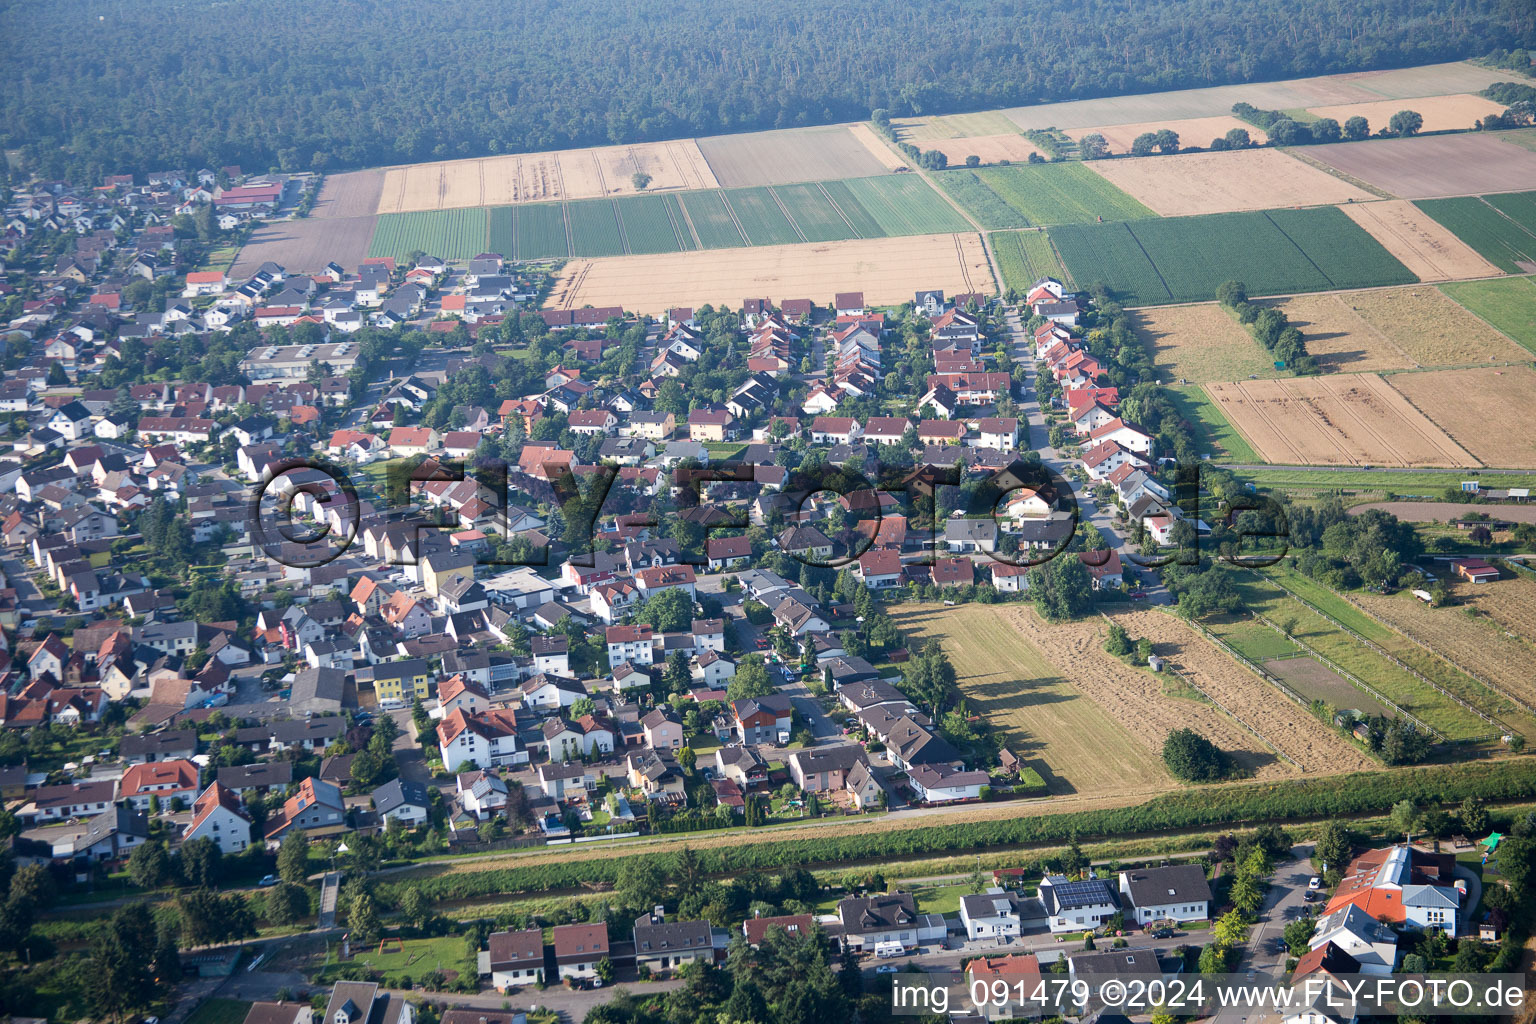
top-left (911, 882), bottom-right (975, 916)
top-left (889, 603), bottom-right (1169, 797)
top-left (1052, 207), bottom-right (1416, 306)
top-left (184, 999), bottom-right (253, 1024)
top-left (1440, 277), bottom-right (1536, 354)
top-left (319, 934), bottom-right (470, 981)
top-left (1203, 616), bottom-right (1302, 663)
top-left (1166, 385), bottom-right (1260, 462)
top-left (991, 229), bottom-right (1071, 292)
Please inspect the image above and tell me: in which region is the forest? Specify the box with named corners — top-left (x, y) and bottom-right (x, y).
top-left (1, 0), bottom-right (1533, 181)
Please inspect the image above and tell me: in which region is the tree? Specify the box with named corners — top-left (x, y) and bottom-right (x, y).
top-left (1460, 798), bottom-right (1489, 835)
top-left (1130, 132), bottom-right (1158, 156)
top-left (1343, 115), bottom-right (1371, 140)
top-left (128, 840), bottom-right (175, 889)
top-left (1284, 917), bottom-right (1316, 955)
top-left (1162, 728), bottom-right (1226, 782)
top-left (1390, 798), bottom-right (1420, 840)
top-left (631, 171), bottom-right (653, 190)
top-left (347, 886), bottom-right (382, 944)
top-left (616, 855), bottom-right (669, 912)
top-left (1310, 117), bottom-right (1342, 143)
top-left (678, 744), bottom-right (697, 772)
top-left (1028, 556), bottom-right (1093, 621)
top-left (265, 881), bottom-right (310, 926)
top-left (179, 836), bottom-right (222, 888)
top-left (277, 831), bottom-right (310, 883)
top-left (1229, 874), bottom-right (1265, 917)
top-left (178, 889), bottom-right (257, 947)
top-left (400, 887), bottom-right (431, 930)
top-left (86, 903), bottom-right (160, 1022)
top-left (1079, 134), bottom-right (1110, 159)
top-left (1198, 944), bottom-right (1230, 974)
top-left (1213, 909), bottom-right (1250, 947)
top-left (1315, 821), bottom-right (1351, 874)
top-left (900, 639), bottom-right (957, 715)
top-left (727, 658), bottom-right (776, 700)
top-left (1388, 109), bottom-right (1423, 136)
top-left (964, 154), bottom-right (981, 167)
top-left (636, 587), bottom-right (694, 632)
top-left (1223, 127), bottom-right (1251, 149)
top-left (1153, 128), bottom-right (1180, 153)
top-left (596, 956), bottom-right (615, 983)
top-left (47, 361), bottom-right (70, 386)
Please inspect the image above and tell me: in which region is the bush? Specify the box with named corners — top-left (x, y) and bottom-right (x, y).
top-left (1163, 728), bottom-right (1228, 782)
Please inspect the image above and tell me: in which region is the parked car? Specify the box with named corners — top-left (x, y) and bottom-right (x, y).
top-left (258, 874), bottom-right (280, 887)
top-left (1308, 876), bottom-right (1321, 890)
top-left (875, 965), bottom-right (900, 975)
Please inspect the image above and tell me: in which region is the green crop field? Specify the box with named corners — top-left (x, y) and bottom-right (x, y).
top-left (368, 208), bottom-right (487, 261)
top-left (773, 183), bottom-right (856, 241)
top-left (724, 186), bottom-right (803, 246)
top-left (819, 179), bottom-right (887, 238)
top-left (614, 193), bottom-right (687, 253)
top-left (486, 205), bottom-right (517, 257)
top-left (990, 229), bottom-right (1070, 292)
top-left (1417, 193), bottom-right (1536, 273)
top-left (679, 190), bottom-right (747, 248)
top-left (933, 170), bottom-right (1030, 229)
top-left (963, 162), bottom-right (1155, 227)
top-left (1168, 384), bottom-right (1260, 462)
top-left (1053, 208), bottom-right (1415, 306)
top-left (1440, 277), bottom-right (1536, 353)
top-left (566, 199), bottom-right (626, 257)
top-left (512, 203), bottom-right (569, 259)
top-left (841, 175), bottom-right (972, 235)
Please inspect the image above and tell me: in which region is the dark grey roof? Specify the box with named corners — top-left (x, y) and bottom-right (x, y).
top-left (371, 777), bottom-right (430, 815)
top-left (1120, 864), bottom-right (1212, 909)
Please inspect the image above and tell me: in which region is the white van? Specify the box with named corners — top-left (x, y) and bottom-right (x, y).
top-left (875, 941), bottom-right (907, 959)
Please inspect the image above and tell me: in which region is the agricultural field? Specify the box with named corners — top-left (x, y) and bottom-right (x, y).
top-left (1440, 277), bottom-right (1536, 353)
top-left (545, 233), bottom-right (991, 316)
top-left (376, 139), bottom-right (719, 213)
top-left (1416, 192), bottom-right (1536, 273)
top-left (1128, 302), bottom-right (1280, 382)
top-left (678, 191), bottom-right (748, 249)
top-left (367, 208), bottom-right (487, 261)
top-left (566, 199), bottom-right (626, 257)
top-left (1201, 374), bottom-right (1476, 467)
top-left (696, 125), bottom-right (898, 186)
top-left (1086, 148), bottom-right (1368, 217)
top-left (945, 162), bottom-right (1155, 227)
top-left (839, 175), bottom-right (973, 235)
top-left (511, 204), bottom-right (571, 260)
top-left (1386, 366), bottom-right (1536, 468)
top-left (1352, 585), bottom-right (1536, 714)
top-left (1338, 200), bottom-right (1500, 281)
top-left (1068, 116), bottom-right (1270, 154)
top-left (772, 183), bottom-right (856, 242)
top-left (1052, 207), bottom-right (1416, 306)
top-left (1303, 94), bottom-right (1507, 135)
top-left (1263, 655), bottom-right (1394, 719)
top-left (231, 214), bottom-right (375, 276)
top-left (846, 124), bottom-right (912, 171)
top-left (890, 603), bottom-right (1173, 796)
top-left (932, 172), bottom-right (1029, 229)
top-left (311, 168), bottom-right (387, 219)
top-left (893, 110), bottom-right (1024, 141)
top-left (613, 193), bottom-right (695, 253)
top-left (1267, 568), bottom-right (1536, 740)
top-left (1273, 286), bottom-right (1530, 370)
top-left (1226, 571), bottom-right (1496, 741)
top-left (921, 134), bottom-right (1045, 166)
top-left (817, 180), bottom-right (887, 238)
top-left (990, 230), bottom-right (1071, 294)
top-left (1308, 134), bottom-right (1536, 199)
top-left (723, 186), bottom-right (803, 246)
top-left (1164, 385), bottom-right (1261, 462)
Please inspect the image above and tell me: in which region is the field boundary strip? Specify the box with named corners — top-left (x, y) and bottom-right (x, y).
top-left (1259, 573), bottom-right (1512, 739)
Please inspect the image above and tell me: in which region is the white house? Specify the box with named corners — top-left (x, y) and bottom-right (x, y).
top-left (960, 888), bottom-right (1027, 940)
top-left (1309, 904), bottom-right (1398, 976)
top-left (438, 708), bottom-right (527, 773)
top-left (184, 782), bottom-right (252, 854)
top-left (1038, 874), bottom-right (1119, 933)
top-left (906, 763), bottom-right (988, 804)
top-left (1118, 864), bottom-right (1212, 924)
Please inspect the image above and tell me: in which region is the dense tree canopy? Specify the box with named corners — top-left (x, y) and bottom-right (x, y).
top-left (2, 0), bottom-right (1532, 180)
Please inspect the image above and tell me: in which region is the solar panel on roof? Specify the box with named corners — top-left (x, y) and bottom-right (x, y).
top-left (1051, 880), bottom-right (1113, 908)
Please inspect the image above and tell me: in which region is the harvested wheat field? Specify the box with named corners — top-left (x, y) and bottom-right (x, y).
top-left (1308, 134), bottom-right (1536, 199)
top-left (1086, 148), bottom-right (1370, 217)
top-left (1352, 587), bottom-right (1536, 714)
top-left (1070, 116), bottom-right (1269, 154)
top-left (1107, 609), bottom-right (1377, 774)
top-left (1305, 94), bottom-right (1508, 135)
top-left (546, 233), bottom-right (992, 316)
top-left (923, 134), bottom-right (1044, 166)
top-left (892, 110), bottom-right (1025, 141)
top-left (892, 603), bottom-right (1171, 796)
top-left (846, 123), bottom-right (911, 171)
top-left (1278, 286), bottom-right (1530, 369)
top-left (1386, 366), bottom-right (1536, 468)
top-left (376, 140), bottom-right (719, 213)
top-left (1013, 607), bottom-right (1318, 780)
top-left (697, 125), bottom-right (899, 187)
top-left (1202, 374), bottom-right (1477, 467)
top-left (312, 169), bottom-right (386, 220)
top-left (1339, 200), bottom-right (1501, 281)
top-left (1129, 303), bottom-right (1280, 382)
top-left (1267, 294), bottom-right (1417, 373)
top-left (232, 215), bottom-right (375, 276)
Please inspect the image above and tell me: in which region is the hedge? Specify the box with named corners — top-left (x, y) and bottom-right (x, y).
top-left (379, 760), bottom-right (1536, 907)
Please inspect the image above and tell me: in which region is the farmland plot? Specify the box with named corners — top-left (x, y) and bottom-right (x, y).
top-left (934, 171), bottom-right (1029, 229)
top-left (1416, 194), bottom-right (1536, 273)
top-left (697, 125), bottom-right (897, 187)
top-left (1265, 293), bottom-right (1418, 373)
top-left (1129, 303), bottom-right (1280, 382)
top-left (773, 183), bottom-right (856, 241)
top-left (1337, 200), bottom-right (1499, 281)
top-left (892, 604), bottom-right (1172, 796)
top-left (565, 200), bottom-right (625, 257)
top-left (842, 175), bottom-right (972, 235)
top-left (1303, 94), bottom-right (1507, 135)
top-left (1386, 366), bottom-right (1536, 468)
top-left (1068, 116), bottom-right (1270, 154)
top-left (613, 193), bottom-right (688, 253)
top-left (966, 163), bottom-right (1155, 226)
top-left (1272, 286), bottom-right (1528, 370)
top-left (1308, 134), bottom-right (1536, 199)
top-left (1201, 374), bottom-right (1476, 467)
top-left (678, 191), bottom-right (747, 248)
top-left (368, 208), bottom-right (486, 261)
top-left (818, 180), bottom-right (888, 238)
top-left (724, 187), bottom-right (803, 246)
top-left (1440, 277), bottom-right (1536, 353)
top-left (1051, 221), bottom-right (1171, 305)
top-left (1129, 212), bottom-right (1332, 301)
top-left (922, 134), bottom-right (1045, 166)
top-left (1086, 148), bottom-right (1369, 217)
top-left (512, 204), bottom-right (570, 259)
top-left (990, 230), bottom-right (1071, 293)
top-left (1264, 656), bottom-right (1394, 719)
